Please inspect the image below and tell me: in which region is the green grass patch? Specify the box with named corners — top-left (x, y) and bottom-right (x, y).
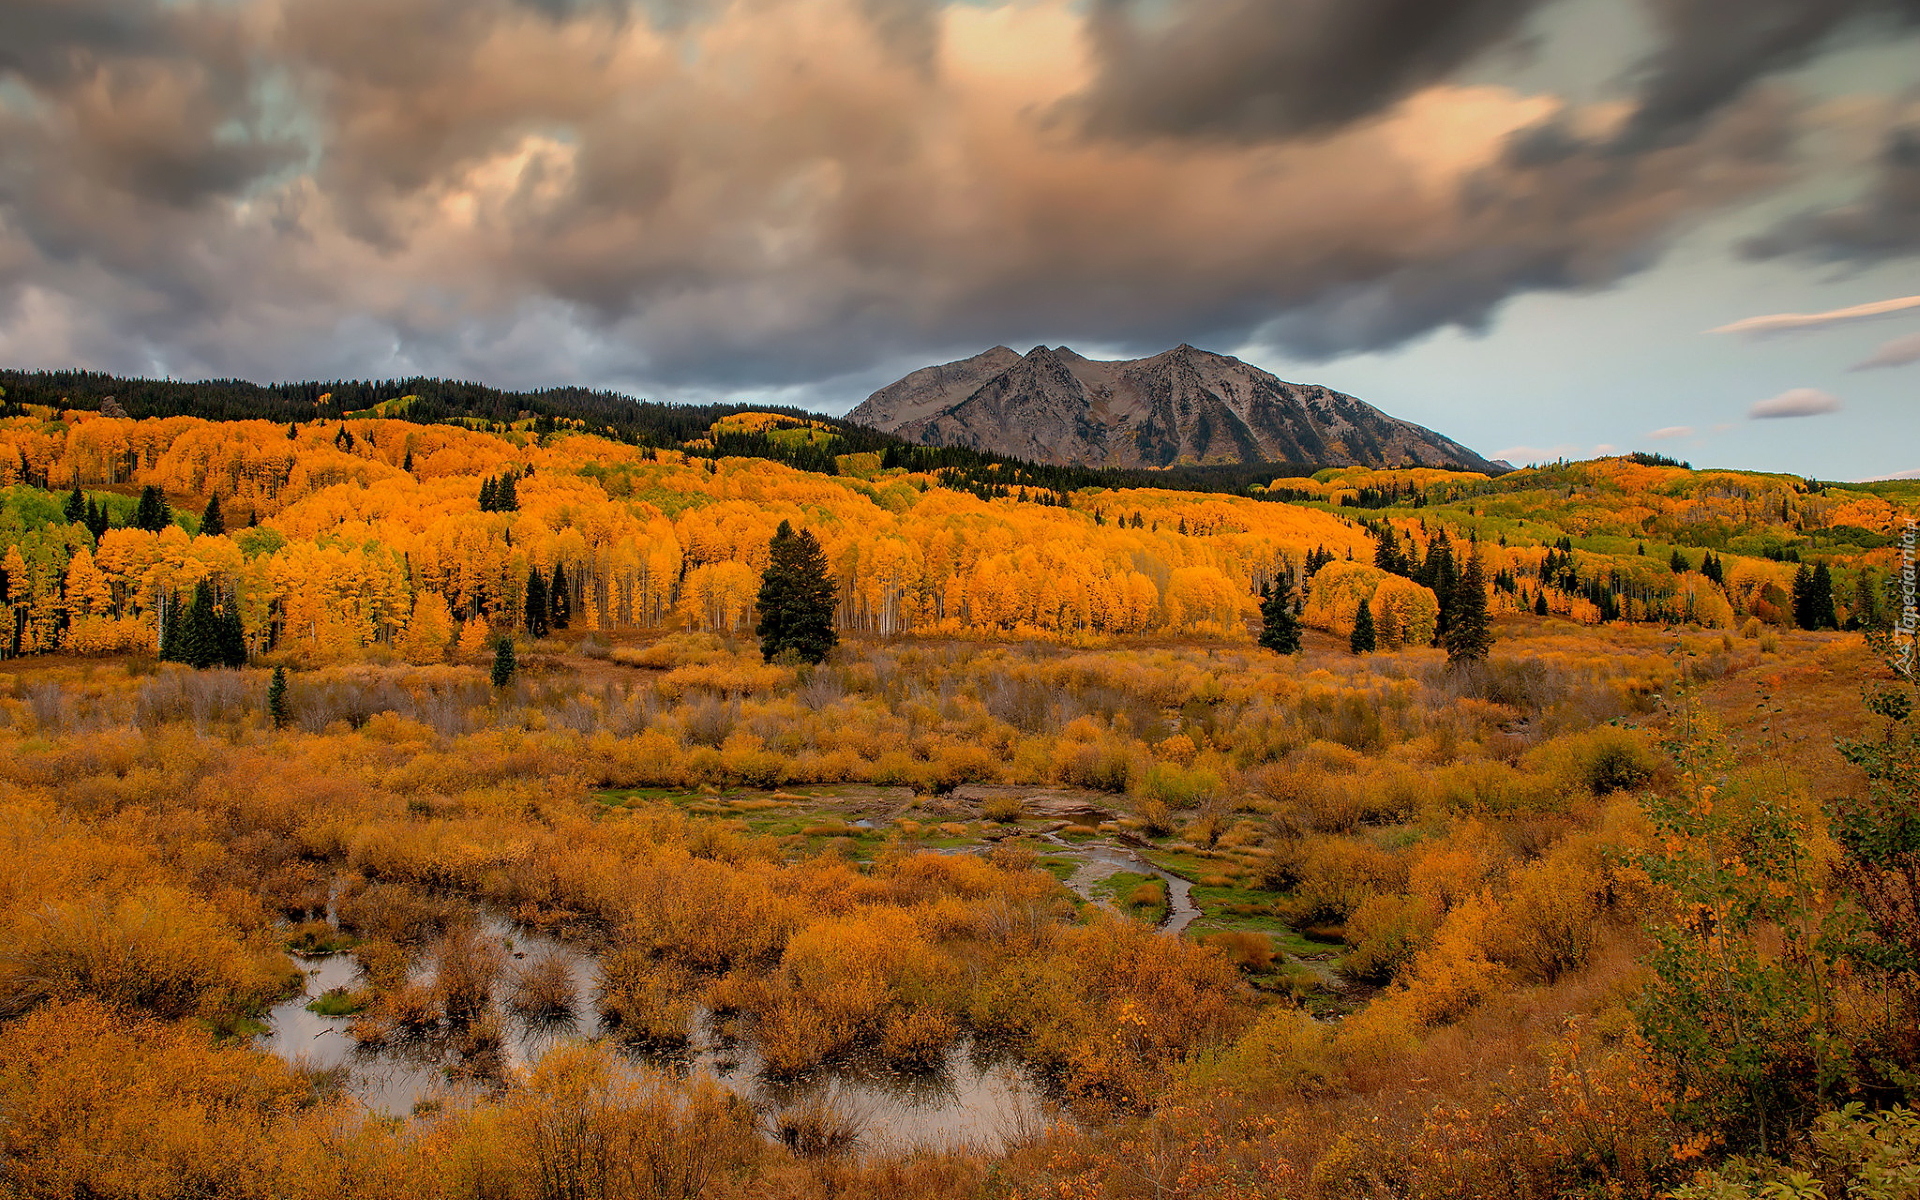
top-left (1097, 871), bottom-right (1169, 924)
top-left (1188, 882), bottom-right (1276, 909)
top-left (1037, 856), bottom-right (1080, 882)
top-left (200, 1013), bottom-right (270, 1041)
top-left (306, 987), bottom-right (365, 1017)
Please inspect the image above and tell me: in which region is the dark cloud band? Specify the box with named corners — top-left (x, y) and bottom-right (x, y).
top-left (0, 0), bottom-right (1912, 398)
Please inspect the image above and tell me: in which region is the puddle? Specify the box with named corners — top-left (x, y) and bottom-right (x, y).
top-left (259, 914), bottom-right (1055, 1150)
top-left (637, 1014), bottom-right (1054, 1152)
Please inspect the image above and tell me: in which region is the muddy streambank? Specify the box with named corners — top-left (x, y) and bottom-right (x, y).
top-left (1033, 835), bottom-right (1201, 934)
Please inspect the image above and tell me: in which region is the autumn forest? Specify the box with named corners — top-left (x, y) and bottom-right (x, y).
top-left (1, 399), bottom-right (1917, 1199)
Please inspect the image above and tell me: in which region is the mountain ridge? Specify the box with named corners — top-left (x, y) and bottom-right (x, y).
top-left (848, 344), bottom-right (1504, 473)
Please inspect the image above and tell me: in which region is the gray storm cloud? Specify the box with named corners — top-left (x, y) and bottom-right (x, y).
top-left (1745, 123), bottom-right (1920, 263)
top-left (1617, 0), bottom-right (1920, 147)
top-left (0, 0), bottom-right (1912, 396)
top-left (1068, 0), bottom-right (1546, 143)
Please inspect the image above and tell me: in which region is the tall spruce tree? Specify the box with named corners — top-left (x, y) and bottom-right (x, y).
top-left (63, 487), bottom-right (86, 525)
top-left (1445, 553), bottom-right (1494, 664)
top-left (215, 594), bottom-right (246, 667)
top-left (133, 486), bottom-right (169, 532)
top-left (1422, 530), bottom-right (1457, 646)
top-left (1373, 527), bottom-right (1407, 576)
top-left (159, 591), bottom-right (182, 662)
top-left (524, 567), bottom-right (549, 638)
top-left (757, 520), bottom-right (838, 664)
top-left (85, 497), bottom-right (109, 540)
top-left (1349, 594), bottom-right (1376, 654)
top-left (1259, 574), bottom-right (1302, 655)
top-left (1797, 563), bottom-right (1837, 630)
top-left (177, 579), bottom-right (221, 669)
top-left (1792, 565), bottom-right (1815, 630)
top-left (549, 562), bottom-right (571, 631)
top-left (267, 666), bottom-right (290, 729)
top-left (1853, 569), bottom-right (1883, 631)
top-left (491, 637), bottom-right (518, 688)
top-left (199, 494), bottom-right (225, 537)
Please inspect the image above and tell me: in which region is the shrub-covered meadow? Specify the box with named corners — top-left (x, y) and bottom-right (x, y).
top-left (1, 612), bottom-right (1912, 1198)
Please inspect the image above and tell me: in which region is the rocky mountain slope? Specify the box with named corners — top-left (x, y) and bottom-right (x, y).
top-left (847, 344), bottom-right (1502, 472)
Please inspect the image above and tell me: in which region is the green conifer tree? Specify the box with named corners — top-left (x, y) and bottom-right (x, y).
top-left (524, 567), bottom-right (549, 638)
top-left (1792, 565), bottom-right (1815, 630)
top-left (1259, 574), bottom-right (1302, 655)
top-left (159, 591), bottom-right (182, 662)
top-left (1445, 553), bottom-right (1494, 665)
top-left (267, 665), bottom-right (290, 729)
top-left (63, 487), bottom-right (86, 526)
top-left (133, 486), bottom-right (170, 532)
top-left (549, 562), bottom-right (571, 631)
top-left (199, 494), bottom-right (224, 537)
top-left (216, 594), bottom-right (246, 667)
top-left (1373, 527), bottom-right (1405, 576)
top-left (1806, 563), bottom-right (1837, 630)
top-left (491, 637), bottom-right (518, 688)
top-left (1349, 594), bottom-right (1376, 654)
top-left (757, 520), bottom-right (838, 664)
top-left (1423, 530), bottom-right (1456, 645)
top-left (1853, 569), bottom-right (1883, 632)
top-left (178, 579), bottom-right (221, 669)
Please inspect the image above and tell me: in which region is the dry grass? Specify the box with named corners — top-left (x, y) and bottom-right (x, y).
top-left (506, 953), bottom-right (577, 1020)
top-left (773, 1092), bottom-right (866, 1159)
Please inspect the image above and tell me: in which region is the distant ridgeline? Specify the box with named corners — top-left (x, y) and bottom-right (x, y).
top-left (0, 368), bottom-right (876, 471)
top-left (0, 369), bottom-right (1336, 502)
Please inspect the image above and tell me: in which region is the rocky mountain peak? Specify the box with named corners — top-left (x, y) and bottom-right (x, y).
top-left (846, 344), bottom-right (1498, 472)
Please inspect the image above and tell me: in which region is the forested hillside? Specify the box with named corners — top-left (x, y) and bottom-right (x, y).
top-left (0, 407), bottom-right (1901, 665)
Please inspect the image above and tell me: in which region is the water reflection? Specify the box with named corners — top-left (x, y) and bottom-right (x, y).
top-left (258, 915), bottom-right (1056, 1150)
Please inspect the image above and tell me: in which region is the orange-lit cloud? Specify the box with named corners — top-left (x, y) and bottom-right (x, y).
top-left (0, 0), bottom-right (1908, 395)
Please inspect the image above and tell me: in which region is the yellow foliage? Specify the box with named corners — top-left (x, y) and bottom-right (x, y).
top-left (1302, 559), bottom-right (1388, 637)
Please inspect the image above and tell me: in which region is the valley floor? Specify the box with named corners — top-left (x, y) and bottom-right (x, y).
top-left (0, 617), bottom-right (1908, 1200)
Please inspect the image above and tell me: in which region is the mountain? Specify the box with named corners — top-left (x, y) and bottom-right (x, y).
top-left (847, 344), bottom-right (1503, 472)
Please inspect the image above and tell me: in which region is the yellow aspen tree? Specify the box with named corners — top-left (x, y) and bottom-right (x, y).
top-left (455, 614), bottom-right (493, 661)
top-left (1373, 576), bottom-right (1440, 648)
top-left (62, 547), bottom-right (112, 618)
top-left (397, 589), bottom-right (455, 664)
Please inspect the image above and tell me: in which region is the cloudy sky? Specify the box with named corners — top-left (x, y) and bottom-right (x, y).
top-left (2, 0), bottom-right (1918, 478)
